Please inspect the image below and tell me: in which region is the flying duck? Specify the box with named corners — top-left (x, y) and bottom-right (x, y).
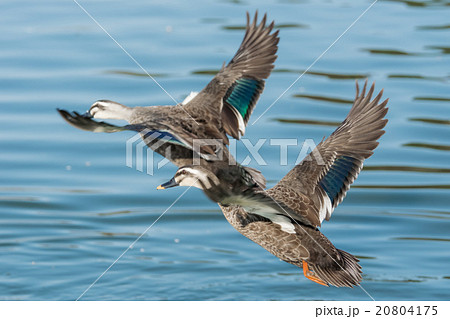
top-left (57, 12), bottom-right (279, 169)
top-left (158, 81), bottom-right (389, 287)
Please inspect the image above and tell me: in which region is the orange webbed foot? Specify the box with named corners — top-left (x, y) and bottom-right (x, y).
top-left (302, 260), bottom-right (328, 287)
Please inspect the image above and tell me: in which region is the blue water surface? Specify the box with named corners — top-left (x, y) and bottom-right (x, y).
top-left (1, 0), bottom-right (449, 300)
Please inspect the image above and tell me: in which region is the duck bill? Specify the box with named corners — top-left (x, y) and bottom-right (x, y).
top-left (82, 110), bottom-right (93, 118)
top-left (157, 178), bottom-right (179, 190)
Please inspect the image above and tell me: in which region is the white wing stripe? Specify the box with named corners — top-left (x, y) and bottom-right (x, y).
top-left (319, 194), bottom-right (333, 223)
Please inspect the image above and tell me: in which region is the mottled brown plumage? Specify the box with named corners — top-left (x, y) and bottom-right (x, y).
top-left (220, 204), bottom-right (361, 287)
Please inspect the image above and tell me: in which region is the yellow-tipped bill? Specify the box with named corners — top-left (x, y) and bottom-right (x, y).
top-left (157, 177), bottom-right (179, 190)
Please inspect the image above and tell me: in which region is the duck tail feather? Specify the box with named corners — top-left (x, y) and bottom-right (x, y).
top-left (310, 249), bottom-right (362, 288)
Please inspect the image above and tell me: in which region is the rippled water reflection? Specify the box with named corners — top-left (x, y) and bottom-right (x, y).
top-left (0, 0), bottom-right (449, 300)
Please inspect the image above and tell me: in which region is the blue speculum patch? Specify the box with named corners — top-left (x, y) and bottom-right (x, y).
top-left (143, 130), bottom-right (184, 146)
top-left (319, 156), bottom-right (355, 205)
top-left (225, 78), bottom-right (261, 119)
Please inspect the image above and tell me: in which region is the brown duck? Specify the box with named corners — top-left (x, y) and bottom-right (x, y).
top-left (57, 12), bottom-right (279, 172)
top-left (159, 81), bottom-right (389, 287)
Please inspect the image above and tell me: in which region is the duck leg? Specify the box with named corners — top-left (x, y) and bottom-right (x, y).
top-left (302, 260), bottom-right (328, 286)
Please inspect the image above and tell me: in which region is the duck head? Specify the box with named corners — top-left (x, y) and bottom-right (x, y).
top-left (157, 166), bottom-right (220, 191)
top-left (88, 100), bottom-right (132, 121)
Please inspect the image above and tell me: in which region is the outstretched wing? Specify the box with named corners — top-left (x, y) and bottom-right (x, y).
top-left (185, 11), bottom-right (279, 139)
top-left (273, 81), bottom-right (389, 227)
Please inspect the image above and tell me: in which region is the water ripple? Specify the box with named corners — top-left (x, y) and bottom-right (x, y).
top-left (403, 142), bottom-right (450, 151)
top-left (103, 70), bottom-right (169, 78)
top-left (388, 74), bottom-right (449, 82)
top-left (273, 118), bottom-right (341, 126)
top-left (409, 118), bottom-right (450, 125)
top-left (393, 237), bottom-right (450, 242)
top-left (413, 96), bottom-right (450, 102)
top-left (292, 93), bottom-right (353, 104)
top-left (384, 0), bottom-right (450, 8)
top-left (362, 48), bottom-right (419, 56)
top-left (364, 165), bottom-right (450, 173)
top-left (417, 24), bottom-right (450, 30)
top-left (425, 45), bottom-right (450, 54)
top-left (273, 69), bottom-right (369, 80)
top-left (354, 184), bottom-right (450, 189)
top-left (191, 69), bottom-right (219, 75)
